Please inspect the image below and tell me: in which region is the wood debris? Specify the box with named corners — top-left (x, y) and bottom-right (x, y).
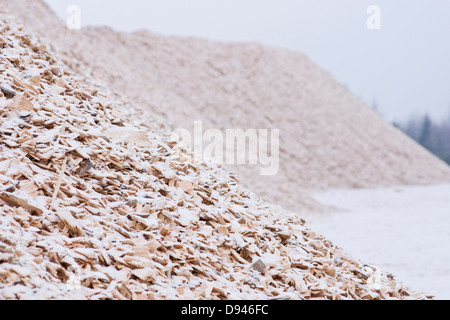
top-left (252, 259), bottom-right (267, 273)
top-left (0, 192), bottom-right (44, 215)
top-left (8, 94), bottom-right (33, 111)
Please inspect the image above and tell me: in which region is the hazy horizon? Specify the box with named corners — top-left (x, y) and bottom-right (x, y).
top-left (44, 0), bottom-right (450, 123)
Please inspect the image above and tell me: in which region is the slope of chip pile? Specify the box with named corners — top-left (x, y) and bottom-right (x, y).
top-left (0, 12), bottom-right (428, 300)
top-left (3, 0), bottom-right (450, 214)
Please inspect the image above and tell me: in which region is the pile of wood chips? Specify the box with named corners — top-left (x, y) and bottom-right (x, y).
top-left (0, 14), bottom-right (428, 300)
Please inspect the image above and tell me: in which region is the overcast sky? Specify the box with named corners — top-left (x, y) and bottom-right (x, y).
top-left (44, 0), bottom-right (450, 122)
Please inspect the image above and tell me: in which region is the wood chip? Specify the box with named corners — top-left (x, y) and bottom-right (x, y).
top-left (50, 157), bottom-right (67, 210)
top-left (178, 180), bottom-right (195, 193)
top-left (0, 192), bottom-right (43, 215)
top-left (0, 83), bottom-right (16, 99)
top-left (9, 94), bottom-right (33, 111)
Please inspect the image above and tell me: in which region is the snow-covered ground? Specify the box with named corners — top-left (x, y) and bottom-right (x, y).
top-left (303, 184), bottom-right (450, 300)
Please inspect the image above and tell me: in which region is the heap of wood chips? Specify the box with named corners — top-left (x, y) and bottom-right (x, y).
top-left (0, 14), bottom-right (427, 300)
top-left (4, 0), bottom-right (450, 216)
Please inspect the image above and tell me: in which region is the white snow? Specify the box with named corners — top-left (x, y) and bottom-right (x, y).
top-left (304, 184), bottom-right (450, 300)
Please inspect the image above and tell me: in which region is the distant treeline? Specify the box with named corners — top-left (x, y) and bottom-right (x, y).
top-left (394, 114), bottom-right (450, 164)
